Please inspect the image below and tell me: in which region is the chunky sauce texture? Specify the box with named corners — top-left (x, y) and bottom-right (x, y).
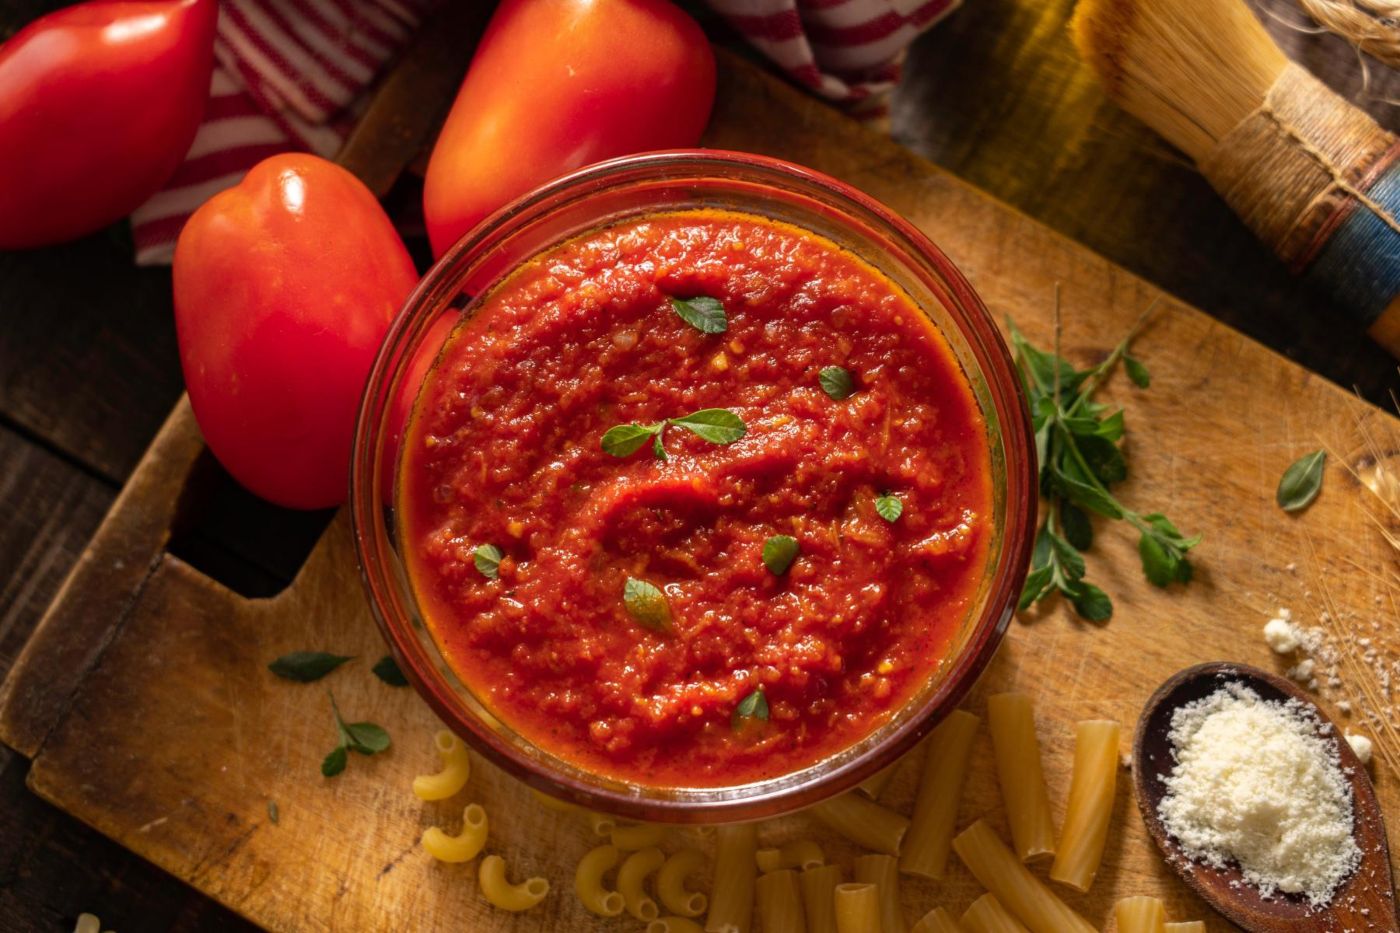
top-left (401, 209), bottom-right (992, 787)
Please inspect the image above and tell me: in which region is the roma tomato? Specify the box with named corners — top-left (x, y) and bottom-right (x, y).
top-left (173, 154), bottom-right (419, 510)
top-left (423, 0), bottom-right (715, 256)
top-left (0, 0), bottom-right (216, 249)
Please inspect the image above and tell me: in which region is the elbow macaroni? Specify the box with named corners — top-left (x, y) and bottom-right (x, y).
top-left (657, 848), bottom-right (708, 917)
top-left (478, 855), bottom-right (549, 912)
top-left (412, 730), bottom-right (471, 801)
top-left (575, 844), bottom-right (626, 917)
top-left (611, 821), bottom-right (668, 850)
top-left (421, 803), bottom-right (488, 863)
top-left (618, 846), bottom-right (666, 922)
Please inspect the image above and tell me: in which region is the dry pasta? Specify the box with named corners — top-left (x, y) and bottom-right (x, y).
top-left (706, 822), bottom-right (756, 933)
top-left (800, 864), bottom-right (841, 933)
top-left (658, 847), bottom-right (709, 917)
top-left (1163, 924), bottom-right (1205, 932)
top-left (1114, 897), bottom-right (1165, 933)
top-left (857, 763), bottom-right (898, 799)
top-left (412, 730), bottom-right (471, 801)
top-left (619, 846), bottom-right (666, 922)
top-left (1050, 720), bottom-right (1121, 892)
top-left (986, 693), bottom-right (1055, 861)
top-left (587, 811), bottom-right (618, 837)
top-left (421, 802), bottom-right (488, 863)
top-left (612, 821), bottom-right (668, 850)
top-left (757, 869), bottom-right (807, 933)
top-left (901, 709), bottom-right (980, 879)
top-left (72, 915), bottom-right (104, 933)
top-left (951, 821), bottom-right (1094, 933)
top-left (650, 919), bottom-right (708, 933)
top-left (528, 787), bottom-right (579, 814)
top-left (575, 844), bottom-right (626, 917)
top-left (853, 853), bottom-right (904, 933)
top-left (478, 855), bottom-right (549, 911)
top-left (833, 882), bottom-right (881, 933)
top-left (911, 907), bottom-right (967, 933)
top-left (757, 839), bottom-right (825, 872)
top-left (960, 894), bottom-right (1030, 933)
top-left (810, 792), bottom-right (909, 855)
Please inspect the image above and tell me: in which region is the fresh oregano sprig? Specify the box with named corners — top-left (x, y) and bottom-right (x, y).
top-left (321, 691), bottom-right (391, 777)
top-left (601, 408), bottom-right (746, 459)
top-left (1011, 297), bottom-right (1200, 622)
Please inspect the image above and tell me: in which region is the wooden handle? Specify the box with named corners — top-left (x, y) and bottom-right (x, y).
top-left (1368, 293), bottom-right (1400, 359)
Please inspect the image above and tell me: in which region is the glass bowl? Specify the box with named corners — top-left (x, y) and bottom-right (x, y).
top-left (350, 150), bottom-right (1036, 823)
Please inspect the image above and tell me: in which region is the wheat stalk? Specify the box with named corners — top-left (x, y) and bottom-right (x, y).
top-left (1300, 0), bottom-right (1400, 69)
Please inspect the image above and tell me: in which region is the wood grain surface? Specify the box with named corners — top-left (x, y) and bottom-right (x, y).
top-left (4, 52), bottom-right (1399, 932)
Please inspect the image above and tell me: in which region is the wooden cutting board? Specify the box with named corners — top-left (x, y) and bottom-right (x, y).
top-left (3, 50), bottom-right (1398, 933)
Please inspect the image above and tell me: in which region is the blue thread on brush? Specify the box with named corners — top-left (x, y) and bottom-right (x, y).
top-left (1302, 162), bottom-right (1400, 325)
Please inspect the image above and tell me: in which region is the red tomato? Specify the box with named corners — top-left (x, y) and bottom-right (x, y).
top-left (423, 0), bottom-right (715, 256)
top-left (173, 154), bottom-right (419, 510)
top-left (0, 0), bottom-right (216, 249)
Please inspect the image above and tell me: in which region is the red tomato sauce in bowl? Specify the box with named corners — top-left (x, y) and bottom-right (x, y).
top-left (399, 208), bottom-right (992, 788)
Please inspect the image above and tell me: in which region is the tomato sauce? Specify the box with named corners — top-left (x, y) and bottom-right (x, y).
top-left (400, 209), bottom-right (992, 787)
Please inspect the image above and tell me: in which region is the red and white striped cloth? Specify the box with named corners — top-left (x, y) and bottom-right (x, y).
top-left (131, 0), bottom-right (960, 266)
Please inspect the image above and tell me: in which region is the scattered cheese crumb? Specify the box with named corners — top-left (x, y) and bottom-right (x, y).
top-left (1287, 658), bottom-right (1315, 683)
top-left (1346, 733), bottom-right (1374, 765)
top-left (1157, 682), bottom-right (1360, 905)
top-left (1263, 618), bottom-right (1300, 654)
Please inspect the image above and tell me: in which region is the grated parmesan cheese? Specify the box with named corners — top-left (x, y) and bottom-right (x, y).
top-left (1157, 681), bottom-right (1360, 905)
top-left (1346, 733), bottom-right (1374, 765)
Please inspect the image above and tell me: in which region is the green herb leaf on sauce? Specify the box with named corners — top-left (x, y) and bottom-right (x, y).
top-left (1277, 449), bottom-right (1326, 513)
top-left (268, 651), bottom-right (353, 683)
top-left (670, 296), bottom-right (728, 334)
top-left (875, 494), bottom-right (903, 523)
top-left (669, 408), bottom-right (746, 445)
top-left (372, 655), bottom-right (409, 687)
top-left (762, 535), bottom-right (800, 576)
top-left (732, 687), bottom-right (769, 729)
top-left (623, 577), bottom-right (672, 631)
top-left (653, 434), bottom-right (668, 460)
top-left (474, 543), bottom-right (504, 580)
top-left (818, 365), bottom-right (855, 400)
top-left (601, 422), bottom-right (663, 457)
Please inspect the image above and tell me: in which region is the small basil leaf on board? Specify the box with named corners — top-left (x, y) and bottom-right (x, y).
top-left (732, 687), bottom-right (769, 729)
top-left (1047, 531), bottom-right (1085, 582)
top-left (474, 544), bottom-right (503, 580)
top-left (670, 296), bottom-right (728, 334)
top-left (602, 423), bottom-right (661, 457)
top-left (1138, 532), bottom-right (1178, 588)
top-left (875, 494), bottom-right (903, 523)
top-left (762, 535), bottom-right (800, 576)
top-left (1076, 434), bottom-right (1127, 486)
top-left (1124, 354), bottom-right (1151, 388)
top-left (268, 651), bottom-right (352, 683)
top-left (818, 366), bottom-right (855, 400)
top-left (372, 655), bottom-right (409, 687)
top-left (623, 578), bottom-right (672, 631)
top-left (1277, 449), bottom-right (1326, 512)
top-left (1070, 582), bottom-right (1113, 622)
top-left (1095, 410), bottom-right (1125, 442)
top-left (1059, 501), bottom-right (1093, 551)
top-left (670, 409), bottom-right (746, 445)
top-left (1018, 565), bottom-right (1054, 610)
top-left (344, 722), bottom-right (391, 755)
top-left (322, 746), bottom-right (347, 778)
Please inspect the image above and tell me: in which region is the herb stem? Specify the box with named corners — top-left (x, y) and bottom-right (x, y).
top-left (1064, 300), bottom-right (1158, 417)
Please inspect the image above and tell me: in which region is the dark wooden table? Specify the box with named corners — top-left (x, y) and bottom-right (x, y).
top-left (1, 0), bottom-right (1397, 929)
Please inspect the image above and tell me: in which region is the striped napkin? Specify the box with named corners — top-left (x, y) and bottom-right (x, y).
top-left (131, 0), bottom-right (959, 265)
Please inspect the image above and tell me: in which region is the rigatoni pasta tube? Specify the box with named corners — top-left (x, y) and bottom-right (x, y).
top-left (618, 846), bottom-right (666, 922)
top-left (658, 848), bottom-right (708, 917)
top-left (986, 693), bottom-right (1055, 861)
top-left (853, 854), bottom-right (904, 933)
top-left (810, 792), bottom-right (910, 855)
top-left (650, 920), bottom-right (707, 933)
top-left (858, 763), bottom-right (898, 799)
top-left (757, 869), bottom-right (806, 933)
top-left (1163, 924), bottom-right (1205, 932)
top-left (833, 883), bottom-right (882, 933)
top-left (757, 840), bottom-right (824, 872)
top-left (911, 907), bottom-right (967, 933)
top-left (1113, 897), bottom-right (1165, 933)
top-left (706, 823), bottom-right (756, 933)
top-left (901, 709), bottom-right (980, 879)
top-left (951, 821), bottom-right (1094, 933)
top-left (1049, 720), bottom-right (1121, 892)
top-left (960, 894), bottom-right (1030, 933)
top-left (800, 864), bottom-right (841, 933)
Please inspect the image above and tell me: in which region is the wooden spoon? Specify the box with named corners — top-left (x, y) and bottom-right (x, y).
top-left (1133, 661), bottom-right (1397, 931)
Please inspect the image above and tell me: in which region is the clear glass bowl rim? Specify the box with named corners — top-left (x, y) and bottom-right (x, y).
top-left (350, 149), bottom-right (1037, 823)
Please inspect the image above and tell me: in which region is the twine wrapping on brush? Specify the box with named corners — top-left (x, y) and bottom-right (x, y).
top-left (1199, 62), bottom-right (1400, 269)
